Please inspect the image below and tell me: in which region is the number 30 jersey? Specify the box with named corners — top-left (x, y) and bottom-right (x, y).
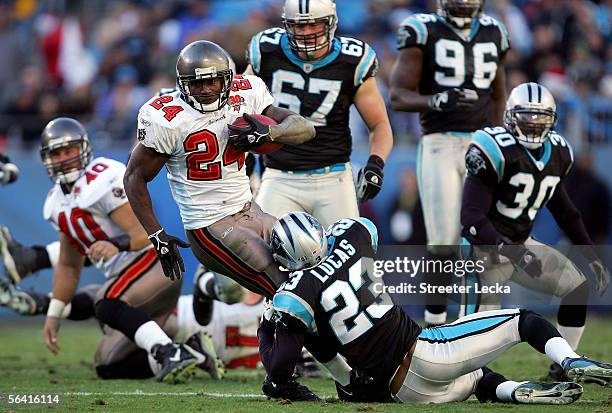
top-left (44, 157), bottom-right (152, 278)
top-left (247, 28), bottom-right (378, 171)
top-left (136, 75), bottom-right (274, 229)
top-left (271, 218), bottom-right (422, 383)
top-left (397, 13), bottom-right (510, 135)
top-left (463, 127), bottom-right (574, 243)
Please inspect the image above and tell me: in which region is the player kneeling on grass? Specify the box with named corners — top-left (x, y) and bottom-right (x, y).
top-left (38, 117), bottom-right (222, 384)
top-left (259, 212), bottom-right (612, 403)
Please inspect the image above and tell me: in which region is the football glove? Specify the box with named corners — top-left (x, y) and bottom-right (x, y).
top-left (429, 88), bottom-right (479, 112)
top-left (589, 259), bottom-right (610, 296)
top-left (148, 229), bottom-right (190, 281)
top-left (498, 241), bottom-right (542, 278)
top-left (335, 369), bottom-right (393, 402)
top-left (357, 155), bottom-right (385, 203)
top-left (228, 113), bottom-right (272, 151)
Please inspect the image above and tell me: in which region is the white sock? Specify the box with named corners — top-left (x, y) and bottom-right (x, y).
top-left (496, 380), bottom-right (526, 402)
top-left (46, 241), bottom-right (61, 268)
top-left (323, 354), bottom-right (351, 386)
top-left (134, 321), bottom-right (172, 353)
top-left (197, 271), bottom-right (215, 296)
top-left (545, 336), bottom-right (580, 366)
top-left (556, 323), bottom-right (584, 351)
top-left (424, 310), bottom-right (447, 325)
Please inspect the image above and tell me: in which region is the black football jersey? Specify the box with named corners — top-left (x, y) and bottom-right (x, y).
top-left (247, 28), bottom-right (378, 170)
top-left (463, 127), bottom-right (574, 243)
top-left (272, 218), bottom-right (422, 383)
top-left (397, 14), bottom-right (510, 135)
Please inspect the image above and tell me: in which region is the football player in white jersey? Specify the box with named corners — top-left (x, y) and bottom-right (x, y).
top-left (124, 40), bottom-right (315, 299)
top-left (40, 118), bottom-right (222, 384)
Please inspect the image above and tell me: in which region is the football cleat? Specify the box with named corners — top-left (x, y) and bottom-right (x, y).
top-left (0, 226), bottom-right (38, 284)
top-left (0, 276), bottom-right (13, 306)
top-left (152, 343), bottom-right (203, 384)
top-left (512, 381), bottom-right (583, 405)
top-left (184, 331), bottom-right (225, 380)
top-left (262, 375), bottom-right (321, 401)
top-left (0, 277), bottom-right (48, 315)
top-left (563, 357), bottom-right (612, 386)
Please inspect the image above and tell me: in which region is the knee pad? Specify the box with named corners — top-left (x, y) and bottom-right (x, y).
top-left (95, 299), bottom-right (127, 325)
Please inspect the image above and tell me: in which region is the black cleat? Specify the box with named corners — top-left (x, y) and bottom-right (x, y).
top-left (152, 343), bottom-right (203, 384)
top-left (262, 376), bottom-right (321, 401)
top-left (0, 226), bottom-right (38, 284)
top-left (184, 331), bottom-right (225, 380)
top-left (512, 381), bottom-right (583, 405)
top-left (192, 266), bottom-right (215, 326)
top-left (547, 363), bottom-right (568, 381)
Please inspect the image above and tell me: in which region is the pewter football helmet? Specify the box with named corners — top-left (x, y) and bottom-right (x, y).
top-left (504, 82), bottom-right (557, 148)
top-left (270, 212), bottom-right (328, 271)
top-left (282, 0), bottom-right (337, 58)
top-left (176, 40), bottom-right (234, 112)
top-left (40, 117), bottom-right (91, 184)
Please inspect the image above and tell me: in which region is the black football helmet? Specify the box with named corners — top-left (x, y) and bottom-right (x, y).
top-left (438, 0), bottom-right (484, 29)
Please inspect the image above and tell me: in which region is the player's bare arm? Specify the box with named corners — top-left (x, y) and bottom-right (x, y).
top-left (263, 105), bottom-right (316, 144)
top-left (354, 77), bottom-right (393, 161)
top-left (489, 55), bottom-right (507, 125)
top-left (44, 232), bottom-right (85, 354)
top-left (389, 47), bottom-right (431, 112)
top-left (87, 203), bottom-right (151, 262)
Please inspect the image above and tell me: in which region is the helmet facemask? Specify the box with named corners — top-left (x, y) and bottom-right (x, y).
top-left (178, 66), bottom-right (233, 113)
top-left (504, 107), bottom-right (557, 149)
top-left (438, 0), bottom-right (484, 29)
top-left (40, 139), bottom-right (92, 185)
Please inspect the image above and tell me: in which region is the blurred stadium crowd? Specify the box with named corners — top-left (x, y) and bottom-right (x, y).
top-left (0, 0), bottom-right (610, 151)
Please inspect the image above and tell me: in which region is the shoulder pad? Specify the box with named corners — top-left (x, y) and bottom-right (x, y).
top-left (345, 38), bottom-right (378, 86)
top-left (471, 128), bottom-right (511, 181)
top-left (248, 27), bottom-right (285, 74)
top-left (397, 13), bottom-right (437, 48)
top-left (43, 185), bottom-right (62, 221)
top-left (549, 131), bottom-right (574, 176)
top-left (352, 218), bottom-right (379, 253)
top-left (272, 291), bottom-right (316, 333)
top-left (75, 158), bottom-right (126, 209)
top-left (479, 14), bottom-right (510, 52)
top-left (139, 90), bottom-right (189, 127)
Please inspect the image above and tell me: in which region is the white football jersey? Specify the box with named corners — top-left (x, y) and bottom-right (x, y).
top-left (137, 75), bottom-right (275, 229)
top-left (176, 295), bottom-right (264, 368)
top-left (43, 157), bottom-right (152, 279)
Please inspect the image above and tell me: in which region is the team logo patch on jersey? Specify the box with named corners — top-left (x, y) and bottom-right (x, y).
top-left (466, 147), bottom-right (487, 175)
top-left (112, 187), bottom-right (126, 199)
top-left (137, 128), bottom-right (146, 141)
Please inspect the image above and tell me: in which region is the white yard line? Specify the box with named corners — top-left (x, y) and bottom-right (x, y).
top-left (65, 391), bottom-right (267, 398)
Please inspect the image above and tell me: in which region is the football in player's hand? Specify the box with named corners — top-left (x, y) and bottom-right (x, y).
top-left (229, 114), bottom-right (283, 154)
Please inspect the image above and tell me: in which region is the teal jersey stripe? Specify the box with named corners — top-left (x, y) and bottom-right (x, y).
top-left (419, 314), bottom-right (514, 342)
top-left (354, 218), bottom-right (379, 253)
top-left (248, 33), bottom-right (262, 74)
top-left (402, 16), bottom-right (428, 45)
top-left (354, 45), bottom-right (377, 86)
top-left (273, 292), bottom-right (316, 332)
top-left (472, 130), bottom-right (505, 181)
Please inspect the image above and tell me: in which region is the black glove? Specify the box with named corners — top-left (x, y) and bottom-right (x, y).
top-left (357, 155), bottom-right (385, 203)
top-left (498, 241), bottom-right (542, 278)
top-left (245, 152), bottom-right (257, 176)
top-left (589, 259), bottom-right (610, 296)
top-left (429, 88), bottom-right (479, 111)
top-left (227, 113), bottom-right (272, 151)
top-left (335, 369), bottom-right (393, 403)
top-left (147, 229), bottom-right (190, 281)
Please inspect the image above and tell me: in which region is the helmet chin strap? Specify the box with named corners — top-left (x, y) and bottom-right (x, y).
top-left (189, 95), bottom-right (222, 112)
top-left (514, 123), bottom-right (549, 149)
top-left (447, 16), bottom-right (473, 29)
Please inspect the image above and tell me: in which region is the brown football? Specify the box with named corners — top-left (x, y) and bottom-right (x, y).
top-left (230, 114), bottom-right (283, 154)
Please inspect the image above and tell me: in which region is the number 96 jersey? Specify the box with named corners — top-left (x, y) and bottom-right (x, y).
top-left (136, 75), bottom-right (274, 229)
top-left (271, 218), bottom-right (422, 383)
top-left (463, 127), bottom-right (574, 243)
top-left (397, 13), bottom-right (510, 134)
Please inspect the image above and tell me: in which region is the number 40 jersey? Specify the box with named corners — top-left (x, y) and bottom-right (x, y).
top-left (271, 218), bottom-right (422, 383)
top-left (463, 127), bottom-right (574, 243)
top-left (397, 13), bottom-right (510, 134)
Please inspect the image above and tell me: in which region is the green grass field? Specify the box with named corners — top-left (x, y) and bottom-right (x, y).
top-left (0, 317), bottom-right (611, 413)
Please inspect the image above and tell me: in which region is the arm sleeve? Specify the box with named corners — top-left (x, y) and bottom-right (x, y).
top-left (258, 318), bottom-right (305, 384)
top-left (96, 164), bottom-right (129, 215)
top-left (461, 175), bottom-right (503, 245)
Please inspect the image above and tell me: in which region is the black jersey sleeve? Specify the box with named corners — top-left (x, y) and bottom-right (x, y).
top-left (353, 40), bottom-right (379, 88)
top-left (272, 271), bottom-right (320, 334)
top-left (461, 175), bottom-right (503, 245)
top-left (467, 129), bottom-right (508, 185)
top-left (396, 14), bottom-right (432, 50)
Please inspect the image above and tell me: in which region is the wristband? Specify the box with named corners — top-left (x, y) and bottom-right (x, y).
top-left (47, 298), bottom-right (66, 318)
top-left (108, 234), bottom-right (131, 251)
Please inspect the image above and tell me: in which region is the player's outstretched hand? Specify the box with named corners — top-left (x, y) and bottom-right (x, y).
top-left (498, 242), bottom-right (542, 278)
top-left (429, 88), bottom-right (479, 112)
top-left (228, 113), bottom-right (272, 151)
top-left (357, 155), bottom-right (385, 203)
top-left (43, 316), bottom-right (60, 355)
top-left (589, 259), bottom-right (610, 296)
top-left (148, 228), bottom-right (190, 281)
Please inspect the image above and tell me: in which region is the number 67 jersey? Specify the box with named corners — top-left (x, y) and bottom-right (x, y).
top-left (271, 218), bottom-right (422, 383)
top-left (464, 127), bottom-right (574, 244)
top-left (136, 75), bottom-right (274, 229)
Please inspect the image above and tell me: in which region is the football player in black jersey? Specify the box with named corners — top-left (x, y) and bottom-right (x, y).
top-left (259, 212), bottom-right (612, 403)
top-left (389, 0), bottom-right (509, 326)
top-left (461, 82), bottom-right (610, 378)
top-left (244, 0), bottom-right (393, 228)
